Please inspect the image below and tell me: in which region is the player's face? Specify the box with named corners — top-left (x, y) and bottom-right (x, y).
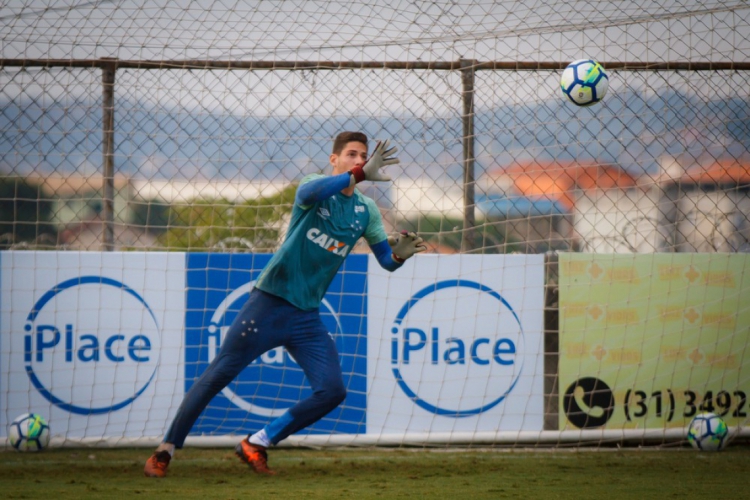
top-left (330, 141), bottom-right (368, 175)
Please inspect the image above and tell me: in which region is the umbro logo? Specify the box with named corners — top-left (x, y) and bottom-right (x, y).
top-left (317, 207), bottom-right (331, 219)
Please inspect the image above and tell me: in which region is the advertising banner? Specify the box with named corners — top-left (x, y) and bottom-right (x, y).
top-left (184, 253), bottom-right (368, 437)
top-left (1, 251), bottom-right (186, 438)
top-left (559, 254), bottom-right (750, 430)
top-left (367, 254), bottom-right (546, 434)
top-left (2, 251), bottom-right (547, 443)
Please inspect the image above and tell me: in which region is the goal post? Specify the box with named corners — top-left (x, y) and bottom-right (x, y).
top-left (3, 249), bottom-right (749, 448)
top-left (2, 2), bottom-right (750, 449)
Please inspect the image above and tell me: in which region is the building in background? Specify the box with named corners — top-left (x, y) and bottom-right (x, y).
top-left (478, 161), bottom-right (638, 253)
top-left (477, 158), bottom-right (750, 253)
top-left (656, 157), bottom-right (750, 252)
top-left (15, 156), bottom-right (750, 253)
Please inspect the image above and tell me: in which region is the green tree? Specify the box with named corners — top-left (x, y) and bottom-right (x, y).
top-left (130, 199), bottom-right (171, 233)
top-left (0, 177), bottom-right (56, 248)
top-left (158, 184), bottom-right (298, 251)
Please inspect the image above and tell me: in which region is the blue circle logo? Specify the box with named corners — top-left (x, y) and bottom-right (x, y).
top-left (24, 276), bottom-right (160, 415)
top-left (390, 279), bottom-right (524, 417)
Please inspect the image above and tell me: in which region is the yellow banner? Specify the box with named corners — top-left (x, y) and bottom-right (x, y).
top-left (558, 254), bottom-right (750, 430)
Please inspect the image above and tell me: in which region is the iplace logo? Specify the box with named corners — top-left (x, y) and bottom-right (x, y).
top-left (24, 276), bottom-right (160, 414)
top-left (389, 279), bottom-right (525, 417)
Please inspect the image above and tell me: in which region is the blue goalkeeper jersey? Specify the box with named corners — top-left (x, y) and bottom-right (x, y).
top-left (255, 174), bottom-right (388, 311)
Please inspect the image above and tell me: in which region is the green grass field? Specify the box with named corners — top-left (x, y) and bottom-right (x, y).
top-left (2, 445), bottom-right (750, 499)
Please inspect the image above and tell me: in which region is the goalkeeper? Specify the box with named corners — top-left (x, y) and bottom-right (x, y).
top-left (145, 131), bottom-right (426, 477)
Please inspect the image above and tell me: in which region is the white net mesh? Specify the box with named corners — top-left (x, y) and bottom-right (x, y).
top-left (1, 1), bottom-right (749, 448)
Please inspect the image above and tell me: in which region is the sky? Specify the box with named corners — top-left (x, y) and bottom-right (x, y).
top-left (1, 1), bottom-right (749, 184)
top-left (3, 0), bottom-right (749, 114)
top-left (1, 0), bottom-right (749, 62)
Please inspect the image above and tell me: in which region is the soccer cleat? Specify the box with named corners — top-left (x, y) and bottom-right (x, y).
top-left (144, 450), bottom-right (172, 478)
top-left (235, 440), bottom-right (276, 475)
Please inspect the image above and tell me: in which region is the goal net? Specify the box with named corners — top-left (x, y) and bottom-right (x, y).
top-left (1, 1), bottom-right (749, 448)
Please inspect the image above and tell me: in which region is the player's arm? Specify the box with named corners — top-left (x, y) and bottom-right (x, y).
top-left (386, 230), bottom-right (427, 264)
top-left (295, 139), bottom-right (398, 206)
top-left (295, 173), bottom-right (352, 207)
top-left (370, 232), bottom-right (426, 271)
top-left (362, 196), bottom-right (426, 270)
top-left (370, 239), bottom-right (401, 271)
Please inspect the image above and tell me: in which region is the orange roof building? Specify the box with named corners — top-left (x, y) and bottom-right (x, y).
top-left (490, 161), bottom-right (638, 211)
top-left (677, 159), bottom-right (750, 186)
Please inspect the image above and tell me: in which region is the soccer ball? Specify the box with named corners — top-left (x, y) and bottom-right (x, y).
top-left (8, 413), bottom-right (50, 451)
top-left (687, 412), bottom-right (728, 451)
top-left (560, 59), bottom-right (609, 106)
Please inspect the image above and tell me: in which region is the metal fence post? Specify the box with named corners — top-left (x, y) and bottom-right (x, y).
top-left (460, 58), bottom-right (477, 253)
top-left (101, 58), bottom-right (116, 251)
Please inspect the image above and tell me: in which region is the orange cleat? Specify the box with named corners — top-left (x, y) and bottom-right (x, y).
top-left (235, 440), bottom-right (276, 475)
top-left (144, 450), bottom-right (172, 478)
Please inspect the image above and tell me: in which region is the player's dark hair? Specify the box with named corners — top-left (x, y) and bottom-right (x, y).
top-left (332, 131), bottom-right (368, 155)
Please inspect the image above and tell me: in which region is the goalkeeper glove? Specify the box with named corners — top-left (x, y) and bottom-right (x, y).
top-left (387, 230), bottom-right (427, 263)
top-left (350, 139), bottom-right (399, 183)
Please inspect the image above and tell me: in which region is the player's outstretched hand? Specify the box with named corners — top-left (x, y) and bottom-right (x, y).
top-left (387, 230), bottom-right (427, 263)
top-left (362, 139), bottom-right (399, 181)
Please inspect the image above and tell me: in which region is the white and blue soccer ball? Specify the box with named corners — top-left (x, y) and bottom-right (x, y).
top-left (8, 413), bottom-right (50, 452)
top-left (560, 59), bottom-right (609, 106)
top-left (687, 412), bottom-right (728, 451)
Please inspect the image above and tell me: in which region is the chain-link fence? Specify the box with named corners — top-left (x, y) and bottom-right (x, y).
top-left (1, 60), bottom-right (749, 254)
